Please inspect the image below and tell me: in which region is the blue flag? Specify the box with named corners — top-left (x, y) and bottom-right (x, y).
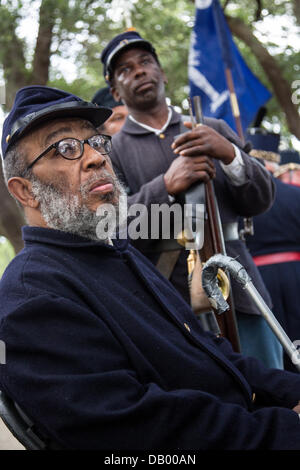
top-left (188, 0), bottom-right (271, 133)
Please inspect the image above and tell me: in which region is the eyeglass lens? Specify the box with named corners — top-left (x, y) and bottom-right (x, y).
top-left (88, 135), bottom-right (111, 155)
top-left (57, 135), bottom-right (111, 160)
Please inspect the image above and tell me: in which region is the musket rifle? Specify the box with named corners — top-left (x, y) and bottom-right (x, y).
top-left (182, 96), bottom-right (241, 352)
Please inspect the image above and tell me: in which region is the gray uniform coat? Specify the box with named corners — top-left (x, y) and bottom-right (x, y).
top-left (110, 108), bottom-right (275, 315)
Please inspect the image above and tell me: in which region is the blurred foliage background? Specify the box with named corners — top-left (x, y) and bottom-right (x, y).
top-left (0, 0), bottom-right (299, 260)
top-left (0, 0), bottom-right (299, 140)
top-left (0, 237), bottom-right (14, 277)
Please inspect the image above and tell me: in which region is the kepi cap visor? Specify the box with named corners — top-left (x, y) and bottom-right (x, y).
top-left (101, 31), bottom-right (158, 82)
top-left (2, 86), bottom-right (112, 158)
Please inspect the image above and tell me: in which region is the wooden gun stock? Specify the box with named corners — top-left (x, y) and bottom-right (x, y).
top-left (190, 96), bottom-right (240, 352)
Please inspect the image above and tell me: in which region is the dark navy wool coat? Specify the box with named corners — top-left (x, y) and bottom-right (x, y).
top-left (1, 227), bottom-right (300, 450)
top-left (247, 177), bottom-right (300, 371)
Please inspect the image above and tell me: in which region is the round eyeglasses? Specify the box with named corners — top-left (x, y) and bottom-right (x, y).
top-left (26, 134), bottom-right (112, 170)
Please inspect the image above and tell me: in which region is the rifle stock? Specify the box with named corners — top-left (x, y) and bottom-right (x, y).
top-left (187, 96), bottom-right (241, 352)
top-left (203, 179), bottom-right (240, 352)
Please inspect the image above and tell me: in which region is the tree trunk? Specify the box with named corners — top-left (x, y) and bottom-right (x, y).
top-left (0, 0), bottom-right (57, 254)
top-left (226, 14), bottom-right (300, 139)
top-left (293, 0), bottom-right (300, 26)
top-left (1, 26), bottom-right (29, 109)
top-left (30, 0), bottom-right (56, 85)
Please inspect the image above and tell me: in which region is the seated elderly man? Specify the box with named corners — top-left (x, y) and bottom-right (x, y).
top-left (1, 86), bottom-right (300, 451)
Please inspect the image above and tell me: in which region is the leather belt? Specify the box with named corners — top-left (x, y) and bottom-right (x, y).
top-left (222, 222), bottom-right (239, 242)
top-left (145, 222), bottom-right (239, 253)
top-left (145, 238), bottom-right (182, 253)
top-left (253, 251), bottom-right (300, 266)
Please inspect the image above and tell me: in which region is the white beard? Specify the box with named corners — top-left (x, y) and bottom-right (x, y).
top-left (30, 171), bottom-right (127, 242)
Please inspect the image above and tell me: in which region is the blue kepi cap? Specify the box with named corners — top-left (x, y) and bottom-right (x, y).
top-left (2, 85), bottom-right (112, 158)
top-left (101, 30), bottom-right (158, 83)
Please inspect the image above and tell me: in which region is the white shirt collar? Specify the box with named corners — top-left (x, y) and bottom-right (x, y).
top-left (128, 107), bottom-right (173, 136)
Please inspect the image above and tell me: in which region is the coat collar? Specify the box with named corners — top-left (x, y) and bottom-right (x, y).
top-left (22, 226), bottom-right (129, 252)
top-left (118, 106), bottom-right (182, 136)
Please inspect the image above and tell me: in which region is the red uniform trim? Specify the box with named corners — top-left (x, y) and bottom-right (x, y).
top-left (253, 252), bottom-right (300, 266)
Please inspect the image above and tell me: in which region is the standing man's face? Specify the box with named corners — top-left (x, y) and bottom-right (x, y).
top-left (102, 105), bottom-right (128, 136)
top-left (111, 48), bottom-right (167, 110)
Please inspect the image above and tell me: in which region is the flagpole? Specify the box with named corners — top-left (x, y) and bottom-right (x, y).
top-left (109, 0), bottom-right (134, 29)
top-left (212, 0), bottom-right (244, 143)
top-left (224, 68), bottom-right (244, 143)
top-left (212, 1), bottom-right (254, 243)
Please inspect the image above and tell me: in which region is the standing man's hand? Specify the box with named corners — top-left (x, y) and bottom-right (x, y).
top-left (164, 155), bottom-right (216, 195)
top-left (171, 122), bottom-right (235, 166)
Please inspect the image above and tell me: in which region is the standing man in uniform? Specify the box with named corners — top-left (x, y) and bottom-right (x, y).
top-left (91, 86), bottom-right (128, 136)
top-left (247, 146), bottom-right (300, 372)
top-left (100, 30), bottom-right (282, 368)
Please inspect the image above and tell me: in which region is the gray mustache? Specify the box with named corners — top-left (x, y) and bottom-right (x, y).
top-left (80, 170), bottom-right (117, 194)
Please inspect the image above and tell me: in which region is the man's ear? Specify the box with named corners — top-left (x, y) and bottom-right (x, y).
top-left (7, 177), bottom-right (39, 208)
top-left (110, 85), bottom-right (121, 103)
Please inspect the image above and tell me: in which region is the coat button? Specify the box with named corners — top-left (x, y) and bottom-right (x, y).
top-left (184, 323), bottom-right (191, 332)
